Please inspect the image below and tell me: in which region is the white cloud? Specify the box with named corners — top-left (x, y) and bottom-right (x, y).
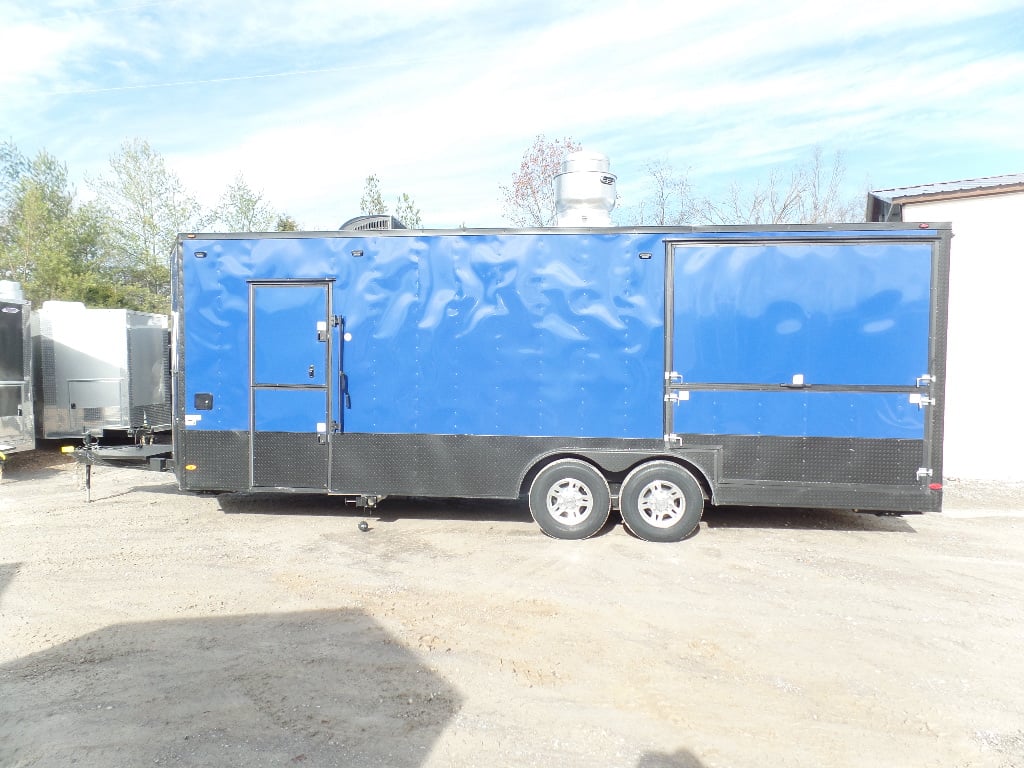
top-left (0, 18), bottom-right (92, 87)
top-left (4, 0), bottom-right (1023, 228)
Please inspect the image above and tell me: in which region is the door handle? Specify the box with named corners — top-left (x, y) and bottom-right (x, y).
top-left (308, 365), bottom-right (315, 379)
top-left (339, 372), bottom-right (351, 409)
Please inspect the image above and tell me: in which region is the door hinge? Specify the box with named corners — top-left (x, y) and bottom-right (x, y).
top-left (665, 391), bottom-right (690, 403)
top-left (909, 393), bottom-right (936, 409)
top-left (665, 371), bottom-right (684, 384)
top-left (664, 433), bottom-right (683, 447)
top-left (916, 467), bottom-right (934, 481)
top-left (916, 374), bottom-right (936, 387)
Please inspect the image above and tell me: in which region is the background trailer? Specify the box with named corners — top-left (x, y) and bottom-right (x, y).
top-left (33, 301), bottom-right (171, 441)
top-left (0, 280), bottom-right (34, 460)
top-left (173, 224), bottom-right (949, 542)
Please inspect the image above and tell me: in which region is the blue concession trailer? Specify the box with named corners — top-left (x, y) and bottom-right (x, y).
top-left (173, 224), bottom-right (949, 541)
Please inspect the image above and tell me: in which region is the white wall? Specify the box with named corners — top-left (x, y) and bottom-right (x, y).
top-left (902, 192), bottom-right (1024, 481)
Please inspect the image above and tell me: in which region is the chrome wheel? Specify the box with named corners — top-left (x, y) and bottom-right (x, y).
top-left (619, 461), bottom-right (704, 542)
top-left (636, 480), bottom-right (686, 528)
top-left (546, 478), bottom-right (594, 524)
top-left (528, 459), bottom-right (611, 539)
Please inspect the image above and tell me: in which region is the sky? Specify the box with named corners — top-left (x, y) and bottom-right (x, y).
top-left (1, 0), bottom-right (1022, 229)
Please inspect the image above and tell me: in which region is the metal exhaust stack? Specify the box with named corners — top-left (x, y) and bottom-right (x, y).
top-left (554, 151), bottom-right (617, 226)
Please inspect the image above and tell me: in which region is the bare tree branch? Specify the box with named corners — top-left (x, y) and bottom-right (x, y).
top-left (499, 135), bottom-right (582, 227)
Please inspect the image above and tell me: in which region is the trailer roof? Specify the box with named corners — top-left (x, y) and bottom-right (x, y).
top-left (870, 173), bottom-right (1024, 203)
top-left (866, 173), bottom-right (1024, 221)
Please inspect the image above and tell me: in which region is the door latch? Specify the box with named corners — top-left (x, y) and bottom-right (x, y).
top-left (339, 372), bottom-right (351, 409)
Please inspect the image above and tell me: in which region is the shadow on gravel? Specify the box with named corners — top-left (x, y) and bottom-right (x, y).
top-left (703, 505), bottom-right (916, 533)
top-left (212, 494), bottom-right (912, 537)
top-left (217, 492), bottom-right (536, 525)
top-left (0, 562), bottom-right (19, 603)
top-left (0, 447), bottom-right (75, 482)
top-left (127, 481), bottom-right (188, 496)
top-left (129, 484), bottom-right (916, 537)
top-left (0, 609), bottom-right (461, 768)
top-left (637, 748), bottom-right (707, 767)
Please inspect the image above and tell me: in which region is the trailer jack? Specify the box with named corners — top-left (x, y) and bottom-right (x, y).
top-left (66, 433), bottom-right (173, 502)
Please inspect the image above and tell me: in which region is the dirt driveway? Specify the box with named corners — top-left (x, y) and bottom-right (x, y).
top-left (2, 450), bottom-right (1023, 768)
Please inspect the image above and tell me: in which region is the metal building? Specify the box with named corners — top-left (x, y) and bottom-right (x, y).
top-left (868, 174), bottom-right (1024, 481)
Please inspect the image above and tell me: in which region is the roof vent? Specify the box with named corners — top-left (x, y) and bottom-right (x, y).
top-left (340, 215), bottom-right (406, 231)
top-left (554, 151), bottom-right (617, 227)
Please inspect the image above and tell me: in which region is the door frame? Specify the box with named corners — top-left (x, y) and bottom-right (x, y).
top-left (248, 279), bottom-right (336, 489)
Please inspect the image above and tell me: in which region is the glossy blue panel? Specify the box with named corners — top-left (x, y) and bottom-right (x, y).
top-left (252, 284), bottom-right (327, 385)
top-left (672, 241), bottom-right (933, 386)
top-left (179, 229), bottom-right (938, 442)
top-left (254, 388), bottom-right (326, 432)
top-left (340, 233), bottom-right (666, 437)
top-left (181, 232), bottom-right (667, 438)
top-left (674, 390), bottom-right (924, 439)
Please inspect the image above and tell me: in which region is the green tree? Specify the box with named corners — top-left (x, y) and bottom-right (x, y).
top-left (87, 138), bottom-right (209, 313)
top-left (393, 192), bottom-right (422, 229)
top-left (359, 175), bottom-right (422, 227)
top-left (359, 175), bottom-right (387, 216)
top-left (275, 214), bottom-right (299, 232)
top-left (499, 134), bottom-right (582, 227)
top-left (0, 145), bottom-right (107, 307)
top-left (0, 140), bottom-right (30, 210)
top-left (214, 174), bottom-right (280, 232)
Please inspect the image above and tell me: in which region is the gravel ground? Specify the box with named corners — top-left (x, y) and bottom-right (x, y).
top-left (1, 447), bottom-right (1023, 768)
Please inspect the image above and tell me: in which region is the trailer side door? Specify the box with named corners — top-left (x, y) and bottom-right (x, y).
top-left (249, 280), bottom-right (334, 489)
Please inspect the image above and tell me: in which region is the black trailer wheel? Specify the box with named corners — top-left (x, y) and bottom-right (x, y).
top-left (528, 458), bottom-right (611, 540)
top-left (619, 461), bottom-right (704, 542)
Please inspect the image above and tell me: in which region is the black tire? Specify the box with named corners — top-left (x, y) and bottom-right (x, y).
top-left (619, 461), bottom-right (704, 543)
top-left (528, 458), bottom-right (611, 540)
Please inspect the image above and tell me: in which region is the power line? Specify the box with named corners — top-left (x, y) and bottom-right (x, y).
top-left (51, 64), bottom-right (372, 96)
top-left (49, 49), bottom-right (479, 96)
top-left (34, 1), bottom-right (180, 22)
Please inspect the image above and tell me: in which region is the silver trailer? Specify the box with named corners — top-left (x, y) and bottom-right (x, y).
top-left (33, 301), bottom-right (171, 440)
top-left (0, 281), bottom-right (34, 459)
